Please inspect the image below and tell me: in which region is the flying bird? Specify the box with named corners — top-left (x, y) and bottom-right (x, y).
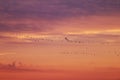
top-left (65, 37), bottom-right (70, 42)
top-left (65, 37), bottom-right (81, 43)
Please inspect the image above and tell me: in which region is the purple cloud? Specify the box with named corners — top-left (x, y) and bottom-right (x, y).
top-left (0, 0), bottom-right (120, 19)
top-left (0, 23), bottom-right (53, 33)
top-left (0, 0), bottom-right (120, 33)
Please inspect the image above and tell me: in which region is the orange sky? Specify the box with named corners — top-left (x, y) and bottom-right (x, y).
top-left (0, 0), bottom-right (120, 80)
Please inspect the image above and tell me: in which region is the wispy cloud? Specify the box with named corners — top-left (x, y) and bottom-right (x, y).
top-left (0, 52), bottom-right (16, 56)
top-left (0, 62), bottom-right (66, 73)
top-left (0, 30), bottom-right (120, 45)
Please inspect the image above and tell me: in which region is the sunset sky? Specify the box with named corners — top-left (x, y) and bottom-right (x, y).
top-left (0, 0), bottom-right (120, 80)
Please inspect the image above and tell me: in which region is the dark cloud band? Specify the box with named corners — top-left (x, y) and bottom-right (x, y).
top-left (0, 0), bottom-right (120, 19)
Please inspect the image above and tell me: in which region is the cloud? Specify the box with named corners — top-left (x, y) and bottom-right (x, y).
top-left (0, 52), bottom-right (16, 56)
top-left (0, 22), bottom-right (52, 33)
top-left (0, 62), bottom-right (37, 71)
top-left (0, 0), bottom-right (120, 34)
top-left (0, 35), bottom-right (13, 39)
top-left (0, 0), bottom-right (120, 19)
top-left (0, 62), bottom-right (65, 73)
top-left (0, 30), bottom-right (119, 45)
top-left (0, 66), bottom-right (120, 80)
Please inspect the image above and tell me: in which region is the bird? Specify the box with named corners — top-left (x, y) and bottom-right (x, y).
top-left (65, 37), bottom-right (70, 42)
top-left (65, 37), bottom-right (81, 43)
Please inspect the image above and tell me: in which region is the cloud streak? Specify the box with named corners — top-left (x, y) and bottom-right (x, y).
top-left (0, 52), bottom-right (16, 56)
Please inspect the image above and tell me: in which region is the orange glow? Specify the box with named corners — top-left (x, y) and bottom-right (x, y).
top-left (0, 0), bottom-right (120, 80)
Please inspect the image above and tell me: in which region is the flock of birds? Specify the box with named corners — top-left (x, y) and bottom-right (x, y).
top-left (64, 37), bottom-right (81, 43)
top-left (28, 36), bottom-right (120, 57)
top-left (63, 37), bottom-right (120, 57)
top-left (28, 36), bottom-right (120, 45)
top-left (61, 51), bottom-right (96, 56)
top-left (60, 50), bottom-right (120, 57)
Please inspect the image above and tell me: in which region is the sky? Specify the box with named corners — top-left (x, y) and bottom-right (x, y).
top-left (0, 0), bottom-right (120, 80)
top-left (0, 0), bottom-right (119, 44)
